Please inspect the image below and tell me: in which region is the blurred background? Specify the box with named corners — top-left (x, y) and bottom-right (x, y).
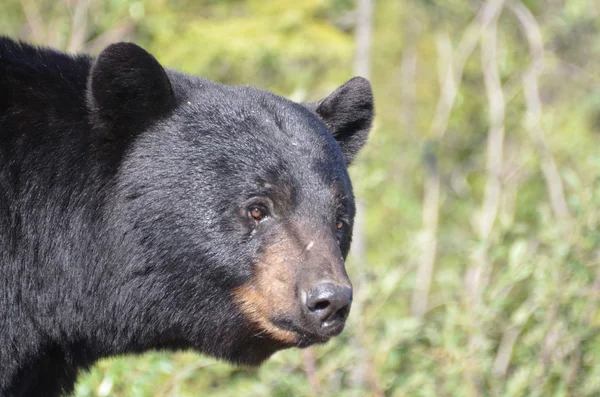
top-left (3, 0), bottom-right (600, 396)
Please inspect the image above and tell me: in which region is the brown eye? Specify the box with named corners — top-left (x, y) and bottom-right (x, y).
top-left (336, 221), bottom-right (344, 230)
top-left (249, 206), bottom-right (265, 222)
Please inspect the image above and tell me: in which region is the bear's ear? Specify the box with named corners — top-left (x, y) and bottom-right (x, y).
top-left (88, 42), bottom-right (174, 134)
top-left (304, 77), bottom-right (374, 165)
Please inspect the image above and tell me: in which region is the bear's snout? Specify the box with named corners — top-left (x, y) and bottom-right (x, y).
top-left (303, 282), bottom-right (352, 334)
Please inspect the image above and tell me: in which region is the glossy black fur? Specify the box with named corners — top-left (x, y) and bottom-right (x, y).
top-left (0, 37), bottom-right (373, 397)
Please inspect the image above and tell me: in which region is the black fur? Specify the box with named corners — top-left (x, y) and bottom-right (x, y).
top-left (88, 42), bottom-right (175, 135)
top-left (303, 76), bottom-right (374, 165)
top-left (0, 37), bottom-right (374, 397)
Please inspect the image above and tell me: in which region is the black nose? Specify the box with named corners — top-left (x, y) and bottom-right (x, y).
top-left (305, 283), bottom-right (352, 328)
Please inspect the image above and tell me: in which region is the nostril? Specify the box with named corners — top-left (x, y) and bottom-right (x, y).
top-left (335, 304), bottom-right (350, 321)
top-left (310, 300), bottom-right (330, 312)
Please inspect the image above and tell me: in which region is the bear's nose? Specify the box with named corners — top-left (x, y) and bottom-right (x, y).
top-left (304, 283), bottom-right (352, 328)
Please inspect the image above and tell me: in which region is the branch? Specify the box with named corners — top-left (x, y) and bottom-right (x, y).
top-left (349, 2), bottom-right (383, 395)
top-left (509, 2), bottom-right (571, 221)
top-left (67, 0), bottom-right (90, 53)
top-left (478, 18), bottom-right (505, 240)
top-left (429, 0), bottom-right (508, 140)
top-left (465, 4), bottom-right (506, 304)
top-left (411, 145), bottom-right (440, 317)
top-left (411, 0), bottom-right (507, 319)
top-left (301, 348), bottom-right (320, 395)
top-left (83, 22), bottom-right (135, 53)
top-left (19, 0), bottom-right (45, 43)
top-left (354, 0), bottom-right (374, 78)
top-left (492, 297), bottom-right (539, 376)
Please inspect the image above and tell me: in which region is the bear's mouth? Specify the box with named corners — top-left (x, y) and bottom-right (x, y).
top-left (271, 317), bottom-right (346, 347)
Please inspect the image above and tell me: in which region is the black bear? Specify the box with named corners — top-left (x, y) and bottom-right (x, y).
top-left (0, 37), bottom-right (374, 397)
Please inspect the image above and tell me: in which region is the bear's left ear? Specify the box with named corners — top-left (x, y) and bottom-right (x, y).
top-left (88, 42), bottom-right (174, 134)
top-left (304, 77), bottom-right (374, 165)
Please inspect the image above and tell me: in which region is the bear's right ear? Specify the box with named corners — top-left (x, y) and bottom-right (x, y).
top-left (88, 42), bottom-right (174, 134)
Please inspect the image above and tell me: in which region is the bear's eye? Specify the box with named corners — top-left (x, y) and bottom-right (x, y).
top-left (248, 205), bottom-right (267, 223)
top-left (336, 221), bottom-right (344, 231)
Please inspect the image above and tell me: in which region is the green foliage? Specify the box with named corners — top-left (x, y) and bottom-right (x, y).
top-left (3, 0), bottom-right (600, 395)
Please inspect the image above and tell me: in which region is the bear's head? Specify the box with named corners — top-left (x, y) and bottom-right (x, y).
top-left (87, 43), bottom-right (373, 365)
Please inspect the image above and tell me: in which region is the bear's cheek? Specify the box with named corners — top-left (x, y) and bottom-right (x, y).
top-left (232, 241), bottom-right (301, 345)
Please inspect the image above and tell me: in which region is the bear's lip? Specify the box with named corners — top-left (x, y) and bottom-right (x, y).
top-left (271, 317), bottom-right (346, 346)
